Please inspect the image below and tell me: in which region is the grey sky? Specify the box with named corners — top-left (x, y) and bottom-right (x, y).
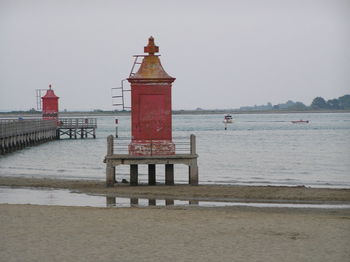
top-left (1, 0), bottom-right (349, 111)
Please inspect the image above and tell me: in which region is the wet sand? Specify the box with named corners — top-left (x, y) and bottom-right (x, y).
top-left (1, 176), bottom-right (350, 261)
top-left (1, 204), bottom-right (349, 262)
top-left (1, 176), bottom-right (350, 203)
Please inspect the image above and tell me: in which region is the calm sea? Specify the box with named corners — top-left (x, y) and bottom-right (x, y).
top-left (1, 113), bottom-right (349, 188)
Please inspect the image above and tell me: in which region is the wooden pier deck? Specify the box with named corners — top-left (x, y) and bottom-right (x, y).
top-left (104, 135), bottom-right (199, 186)
top-left (0, 119), bottom-right (57, 154)
top-left (58, 118), bottom-right (97, 139)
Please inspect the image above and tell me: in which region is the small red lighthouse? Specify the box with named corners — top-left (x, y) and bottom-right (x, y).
top-left (42, 84), bottom-right (59, 121)
top-left (128, 37), bottom-right (175, 156)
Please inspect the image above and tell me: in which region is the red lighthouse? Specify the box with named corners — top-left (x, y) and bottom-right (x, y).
top-left (128, 37), bottom-right (175, 156)
top-left (42, 84), bottom-right (59, 121)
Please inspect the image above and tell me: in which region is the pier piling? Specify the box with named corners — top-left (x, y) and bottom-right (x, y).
top-left (0, 119), bottom-right (57, 155)
top-left (148, 164), bottom-right (156, 185)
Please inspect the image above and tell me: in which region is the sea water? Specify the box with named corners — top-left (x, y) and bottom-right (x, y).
top-left (0, 113), bottom-right (349, 188)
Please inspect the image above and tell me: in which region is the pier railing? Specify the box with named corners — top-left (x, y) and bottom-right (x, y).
top-left (0, 118), bottom-right (98, 154)
top-left (58, 118), bottom-right (97, 128)
top-left (0, 119), bottom-right (56, 138)
top-left (1, 119), bottom-right (58, 154)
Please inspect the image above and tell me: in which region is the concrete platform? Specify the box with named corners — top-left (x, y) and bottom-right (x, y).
top-left (104, 135), bottom-right (199, 187)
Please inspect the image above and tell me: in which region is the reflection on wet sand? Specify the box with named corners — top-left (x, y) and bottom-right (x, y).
top-left (1, 187), bottom-right (349, 209)
top-left (106, 196), bottom-right (199, 207)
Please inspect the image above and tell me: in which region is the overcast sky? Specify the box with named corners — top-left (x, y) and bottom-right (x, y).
top-left (1, 0), bottom-right (349, 111)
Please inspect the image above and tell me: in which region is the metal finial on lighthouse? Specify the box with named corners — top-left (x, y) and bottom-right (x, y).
top-left (49, 84), bottom-right (52, 90)
top-left (144, 36), bottom-right (159, 55)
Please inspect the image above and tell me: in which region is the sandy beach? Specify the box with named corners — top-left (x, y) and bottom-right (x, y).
top-left (0, 177), bottom-right (349, 261)
top-left (0, 204), bottom-right (349, 262)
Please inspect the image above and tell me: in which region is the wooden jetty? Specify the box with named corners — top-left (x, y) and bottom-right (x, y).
top-left (104, 135), bottom-right (199, 187)
top-left (57, 118), bottom-right (97, 139)
top-left (0, 119), bottom-right (57, 155)
top-left (0, 118), bottom-right (97, 155)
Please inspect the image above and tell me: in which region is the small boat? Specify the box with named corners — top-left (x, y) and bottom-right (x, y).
top-left (223, 114), bottom-right (233, 124)
top-left (291, 120), bottom-right (309, 124)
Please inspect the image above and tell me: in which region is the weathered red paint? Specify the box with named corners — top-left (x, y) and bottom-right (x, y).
top-left (42, 84), bottom-right (59, 121)
top-left (128, 37), bottom-right (175, 156)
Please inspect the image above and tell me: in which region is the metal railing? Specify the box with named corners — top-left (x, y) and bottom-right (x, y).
top-left (107, 135), bottom-right (196, 156)
top-left (58, 118), bottom-right (97, 128)
top-left (0, 119), bottom-right (56, 138)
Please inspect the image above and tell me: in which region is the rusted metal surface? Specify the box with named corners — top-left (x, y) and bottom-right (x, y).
top-left (144, 36), bottom-right (159, 54)
top-left (130, 87), bottom-right (172, 138)
top-left (128, 140), bottom-right (175, 156)
top-left (128, 37), bottom-right (175, 82)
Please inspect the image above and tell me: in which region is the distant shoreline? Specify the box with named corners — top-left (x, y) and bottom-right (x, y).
top-left (1, 109), bottom-right (350, 118)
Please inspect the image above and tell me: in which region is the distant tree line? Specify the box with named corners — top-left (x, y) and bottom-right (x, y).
top-left (1, 95), bottom-right (350, 114)
top-left (0, 108), bottom-right (42, 114)
top-left (310, 95), bottom-right (350, 110)
top-left (240, 94), bottom-right (350, 111)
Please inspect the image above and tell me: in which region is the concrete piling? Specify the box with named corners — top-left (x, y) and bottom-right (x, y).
top-left (165, 164), bottom-right (174, 185)
top-left (130, 164), bottom-right (138, 186)
top-left (148, 164), bottom-right (156, 185)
